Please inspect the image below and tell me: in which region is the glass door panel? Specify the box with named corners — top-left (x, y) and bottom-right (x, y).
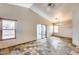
top-left (41, 25), bottom-right (46, 39)
top-left (37, 24), bottom-right (47, 39)
top-left (37, 24), bottom-right (41, 39)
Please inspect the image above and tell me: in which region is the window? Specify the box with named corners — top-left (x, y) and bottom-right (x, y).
top-left (52, 24), bottom-right (59, 34)
top-left (2, 20), bottom-right (16, 40)
top-left (54, 25), bottom-right (59, 33)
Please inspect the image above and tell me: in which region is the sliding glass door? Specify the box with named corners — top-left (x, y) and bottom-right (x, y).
top-left (37, 24), bottom-right (47, 39)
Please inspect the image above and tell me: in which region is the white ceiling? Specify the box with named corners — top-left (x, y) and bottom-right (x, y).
top-left (9, 3), bottom-right (33, 8)
top-left (31, 3), bottom-right (72, 23)
top-left (9, 3), bottom-right (73, 23)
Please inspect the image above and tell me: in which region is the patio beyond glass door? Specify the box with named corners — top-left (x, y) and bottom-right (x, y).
top-left (37, 24), bottom-right (47, 39)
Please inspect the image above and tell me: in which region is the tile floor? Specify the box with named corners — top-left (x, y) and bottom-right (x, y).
top-left (1, 36), bottom-right (79, 55)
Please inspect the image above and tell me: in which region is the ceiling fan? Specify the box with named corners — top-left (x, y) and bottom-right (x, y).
top-left (47, 3), bottom-right (55, 12)
top-left (48, 3), bottom-right (55, 7)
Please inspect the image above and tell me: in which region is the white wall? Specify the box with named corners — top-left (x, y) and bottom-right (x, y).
top-left (58, 20), bottom-right (72, 38)
top-left (72, 4), bottom-right (79, 46)
top-left (54, 20), bottom-right (72, 38)
top-left (0, 4), bottom-right (52, 49)
top-left (53, 4), bottom-right (79, 46)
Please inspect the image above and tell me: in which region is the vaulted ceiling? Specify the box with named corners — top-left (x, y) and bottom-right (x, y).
top-left (9, 3), bottom-right (73, 23)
